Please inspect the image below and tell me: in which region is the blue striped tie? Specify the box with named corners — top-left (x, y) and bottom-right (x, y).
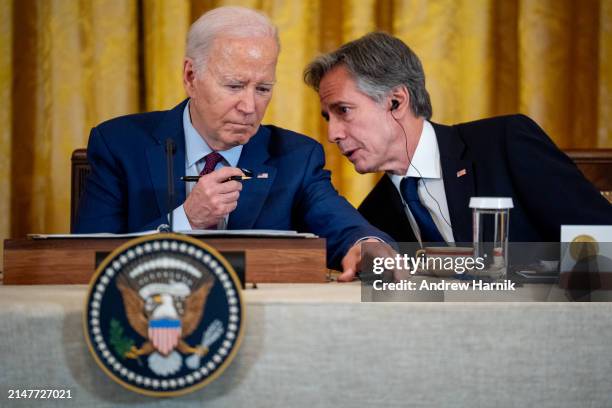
top-left (400, 177), bottom-right (445, 243)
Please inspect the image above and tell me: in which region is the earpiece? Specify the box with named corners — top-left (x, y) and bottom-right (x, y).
top-left (390, 99), bottom-right (400, 111)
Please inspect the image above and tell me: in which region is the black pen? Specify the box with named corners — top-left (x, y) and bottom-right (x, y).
top-left (181, 175), bottom-right (254, 182)
top-left (181, 168), bottom-right (268, 182)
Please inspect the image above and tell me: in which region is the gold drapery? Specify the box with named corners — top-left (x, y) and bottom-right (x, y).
top-left (2, 0), bottom-right (611, 258)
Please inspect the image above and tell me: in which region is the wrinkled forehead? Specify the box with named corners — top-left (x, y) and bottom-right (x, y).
top-left (203, 36), bottom-right (279, 81)
top-left (209, 35), bottom-right (279, 60)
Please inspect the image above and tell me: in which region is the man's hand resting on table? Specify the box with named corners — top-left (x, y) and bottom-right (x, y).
top-left (339, 239), bottom-right (400, 282)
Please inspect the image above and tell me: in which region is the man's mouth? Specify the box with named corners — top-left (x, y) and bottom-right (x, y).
top-left (342, 148), bottom-right (359, 161)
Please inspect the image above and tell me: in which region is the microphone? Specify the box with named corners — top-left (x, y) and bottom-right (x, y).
top-left (163, 138), bottom-right (176, 232)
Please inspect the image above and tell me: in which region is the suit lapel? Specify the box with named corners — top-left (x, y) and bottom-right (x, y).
top-left (433, 122), bottom-right (474, 243)
top-left (228, 126), bottom-right (276, 229)
top-left (146, 100), bottom-right (188, 218)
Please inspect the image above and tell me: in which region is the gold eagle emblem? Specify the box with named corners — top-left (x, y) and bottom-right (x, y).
top-left (116, 271), bottom-right (214, 360)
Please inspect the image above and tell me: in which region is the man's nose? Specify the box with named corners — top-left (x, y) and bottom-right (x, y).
top-left (236, 88), bottom-right (256, 114)
top-left (327, 117), bottom-right (345, 144)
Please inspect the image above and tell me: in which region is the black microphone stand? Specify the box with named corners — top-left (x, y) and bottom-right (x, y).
top-left (165, 139), bottom-right (176, 232)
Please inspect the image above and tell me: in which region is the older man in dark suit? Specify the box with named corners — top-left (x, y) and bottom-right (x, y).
top-left (75, 7), bottom-right (393, 275)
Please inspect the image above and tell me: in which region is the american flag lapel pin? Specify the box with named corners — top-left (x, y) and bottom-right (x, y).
top-left (456, 168), bottom-right (467, 178)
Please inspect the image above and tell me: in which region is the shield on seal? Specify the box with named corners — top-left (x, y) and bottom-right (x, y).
top-left (148, 319), bottom-right (182, 355)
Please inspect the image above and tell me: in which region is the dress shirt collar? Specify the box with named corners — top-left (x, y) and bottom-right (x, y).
top-left (183, 101), bottom-right (242, 168)
top-left (389, 120), bottom-right (441, 187)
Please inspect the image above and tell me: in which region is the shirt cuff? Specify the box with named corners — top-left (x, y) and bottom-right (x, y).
top-left (170, 205), bottom-right (192, 231)
top-left (354, 236), bottom-right (386, 246)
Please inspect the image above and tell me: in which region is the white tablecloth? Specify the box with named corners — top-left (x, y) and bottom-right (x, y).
top-left (0, 284), bottom-right (611, 407)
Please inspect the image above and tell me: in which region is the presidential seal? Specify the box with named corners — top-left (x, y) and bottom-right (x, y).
top-left (84, 234), bottom-right (244, 397)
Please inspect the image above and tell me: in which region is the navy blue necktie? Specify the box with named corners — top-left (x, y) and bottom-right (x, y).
top-left (400, 177), bottom-right (446, 243)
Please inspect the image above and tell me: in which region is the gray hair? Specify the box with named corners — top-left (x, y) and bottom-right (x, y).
top-left (304, 32), bottom-right (432, 119)
top-left (186, 6), bottom-right (280, 73)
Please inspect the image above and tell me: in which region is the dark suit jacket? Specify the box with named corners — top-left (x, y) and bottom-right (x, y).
top-left (359, 114), bottom-right (612, 243)
top-left (75, 99), bottom-right (392, 269)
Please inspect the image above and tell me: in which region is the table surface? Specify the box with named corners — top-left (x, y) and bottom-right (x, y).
top-left (1, 282), bottom-right (612, 407)
top-left (0, 280), bottom-right (582, 304)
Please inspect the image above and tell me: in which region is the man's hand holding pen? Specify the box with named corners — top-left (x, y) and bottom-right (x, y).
top-left (183, 167), bottom-right (245, 229)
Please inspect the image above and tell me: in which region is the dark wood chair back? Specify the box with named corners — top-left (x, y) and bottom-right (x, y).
top-left (70, 148), bottom-right (90, 231)
top-left (565, 149), bottom-right (612, 203)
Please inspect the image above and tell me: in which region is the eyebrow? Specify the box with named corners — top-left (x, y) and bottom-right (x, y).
top-left (219, 76), bottom-right (276, 86)
top-left (327, 101), bottom-right (350, 110)
top-left (320, 101), bottom-right (347, 120)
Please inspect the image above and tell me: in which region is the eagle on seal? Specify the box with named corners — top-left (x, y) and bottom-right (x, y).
top-left (116, 271), bottom-right (214, 359)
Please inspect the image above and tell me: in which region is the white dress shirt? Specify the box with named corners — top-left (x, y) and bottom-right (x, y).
top-left (171, 102), bottom-right (243, 231)
top-left (388, 120), bottom-right (455, 244)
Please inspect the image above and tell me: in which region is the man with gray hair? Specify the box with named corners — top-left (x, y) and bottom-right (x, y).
top-left (304, 32), bottom-right (611, 279)
top-left (76, 7), bottom-right (393, 275)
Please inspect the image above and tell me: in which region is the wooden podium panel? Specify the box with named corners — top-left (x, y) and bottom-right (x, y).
top-left (3, 237), bottom-right (327, 284)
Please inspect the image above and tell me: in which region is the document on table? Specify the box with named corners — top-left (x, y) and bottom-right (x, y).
top-left (29, 230), bottom-right (318, 239)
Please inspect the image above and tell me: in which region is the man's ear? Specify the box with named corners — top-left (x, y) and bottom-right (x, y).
top-left (388, 86), bottom-right (409, 115)
top-left (183, 58), bottom-right (196, 96)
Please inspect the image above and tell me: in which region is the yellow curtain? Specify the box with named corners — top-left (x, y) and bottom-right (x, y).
top-left (1, 0), bottom-right (611, 263)
top-left (143, 0), bottom-right (190, 110)
top-left (0, 0), bottom-right (12, 271)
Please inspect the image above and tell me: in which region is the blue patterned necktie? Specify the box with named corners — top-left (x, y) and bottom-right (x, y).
top-left (400, 177), bottom-right (446, 243)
